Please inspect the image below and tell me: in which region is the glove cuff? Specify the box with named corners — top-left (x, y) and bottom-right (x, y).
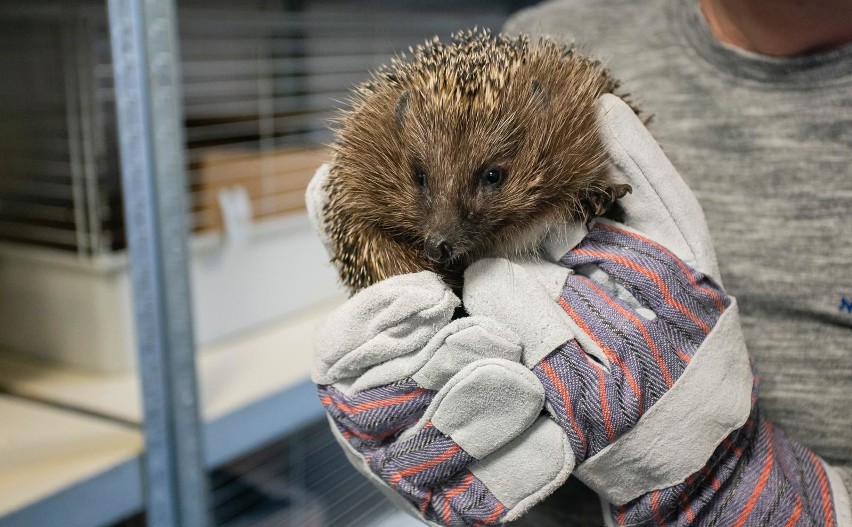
top-left (826, 463), bottom-right (852, 527)
top-left (326, 414), bottom-right (447, 527)
top-left (606, 409), bottom-right (849, 527)
top-left (574, 298), bottom-right (752, 505)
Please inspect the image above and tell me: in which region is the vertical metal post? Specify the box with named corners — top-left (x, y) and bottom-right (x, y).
top-left (62, 19), bottom-right (89, 257)
top-left (75, 16), bottom-right (103, 255)
top-left (106, 1), bottom-right (211, 526)
top-left (257, 22), bottom-right (275, 206)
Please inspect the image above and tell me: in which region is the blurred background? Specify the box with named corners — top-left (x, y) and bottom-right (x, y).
top-left (0, 1), bottom-right (536, 526)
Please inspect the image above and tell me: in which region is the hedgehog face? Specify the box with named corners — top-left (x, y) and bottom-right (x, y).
top-left (380, 69), bottom-right (610, 269)
top-left (326, 30), bottom-right (628, 291)
top-left (393, 91), bottom-right (535, 267)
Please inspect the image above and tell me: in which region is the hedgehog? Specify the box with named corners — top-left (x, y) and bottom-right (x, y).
top-left (321, 29), bottom-right (633, 292)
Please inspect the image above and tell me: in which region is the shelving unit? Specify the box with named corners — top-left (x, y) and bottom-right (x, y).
top-left (0, 298), bottom-right (341, 527)
top-left (0, 1), bottom-right (526, 525)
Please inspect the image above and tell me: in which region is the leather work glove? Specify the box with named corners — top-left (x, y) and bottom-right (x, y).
top-left (307, 94), bottom-right (851, 526)
top-left (312, 273), bottom-right (575, 526)
top-left (464, 94), bottom-right (851, 526)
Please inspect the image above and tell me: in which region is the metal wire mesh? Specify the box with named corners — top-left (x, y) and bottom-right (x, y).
top-left (0, 0), bottom-right (516, 257)
top-left (113, 419), bottom-right (410, 527)
top-left (0, 10), bottom-right (118, 254)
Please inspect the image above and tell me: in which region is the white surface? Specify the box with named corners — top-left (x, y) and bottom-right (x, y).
top-left (0, 395), bottom-right (141, 517)
top-left (0, 296), bottom-right (343, 423)
top-left (0, 296), bottom-right (342, 521)
top-left (192, 214), bottom-right (343, 361)
top-left (0, 213), bottom-right (344, 372)
top-left (0, 247), bottom-right (135, 371)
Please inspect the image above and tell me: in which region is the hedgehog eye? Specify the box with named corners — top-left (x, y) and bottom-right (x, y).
top-left (414, 170), bottom-right (428, 187)
top-left (480, 167), bottom-right (505, 187)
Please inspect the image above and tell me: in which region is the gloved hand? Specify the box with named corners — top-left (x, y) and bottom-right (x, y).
top-left (464, 94), bottom-right (850, 526)
top-left (307, 94), bottom-right (851, 527)
top-left (312, 272), bottom-right (576, 526)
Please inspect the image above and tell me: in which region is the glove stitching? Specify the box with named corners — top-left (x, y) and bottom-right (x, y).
top-left (502, 425), bottom-right (574, 522)
top-left (606, 127), bottom-right (698, 272)
top-left (375, 423), bottom-right (446, 467)
top-left (568, 240), bottom-right (710, 351)
top-left (369, 280), bottom-right (457, 339)
top-left (790, 441), bottom-right (817, 525)
top-left (564, 288), bottom-right (647, 436)
top-left (561, 345), bottom-right (591, 460)
top-left (329, 288), bottom-right (458, 384)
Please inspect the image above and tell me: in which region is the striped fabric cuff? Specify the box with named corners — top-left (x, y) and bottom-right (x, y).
top-left (611, 404), bottom-right (842, 527)
top-left (574, 298), bottom-right (752, 505)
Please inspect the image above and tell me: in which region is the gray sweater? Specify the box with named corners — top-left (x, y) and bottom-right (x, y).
top-left (504, 0), bottom-right (852, 522)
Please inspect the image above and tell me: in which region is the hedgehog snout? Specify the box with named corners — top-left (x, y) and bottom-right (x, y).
top-left (425, 234), bottom-right (454, 263)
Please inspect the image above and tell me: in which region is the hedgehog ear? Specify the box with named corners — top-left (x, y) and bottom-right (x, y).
top-left (530, 79), bottom-right (549, 107)
top-left (394, 91), bottom-right (411, 130)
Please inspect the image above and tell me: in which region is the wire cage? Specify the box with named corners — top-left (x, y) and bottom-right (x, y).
top-left (115, 420), bottom-right (418, 527)
top-left (0, 0), bottom-right (518, 256)
top-left (0, 0), bottom-right (524, 371)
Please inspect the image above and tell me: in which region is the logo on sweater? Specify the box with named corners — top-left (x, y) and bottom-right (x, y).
top-left (840, 297), bottom-right (852, 314)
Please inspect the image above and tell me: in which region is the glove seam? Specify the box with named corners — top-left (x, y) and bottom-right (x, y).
top-left (416, 359), bottom-right (546, 459)
top-left (501, 423), bottom-right (575, 522)
top-left (574, 299), bottom-right (752, 505)
top-left (411, 316), bottom-right (523, 390)
top-left (605, 132), bottom-right (697, 270)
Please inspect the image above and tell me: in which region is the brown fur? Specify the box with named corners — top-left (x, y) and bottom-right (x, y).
top-left (323, 29), bottom-right (632, 292)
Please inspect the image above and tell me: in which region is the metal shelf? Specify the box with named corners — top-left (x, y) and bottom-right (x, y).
top-left (0, 395), bottom-right (142, 527)
top-left (0, 298), bottom-right (340, 527)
